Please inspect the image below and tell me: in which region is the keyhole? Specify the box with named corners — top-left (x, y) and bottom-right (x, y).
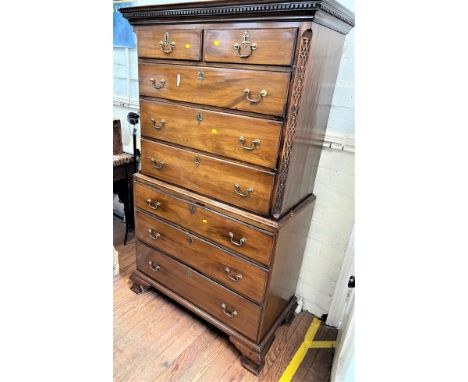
top-left (188, 205), bottom-right (196, 215)
top-left (196, 112), bottom-right (203, 127)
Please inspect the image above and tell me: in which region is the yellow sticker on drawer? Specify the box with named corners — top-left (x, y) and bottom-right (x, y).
top-left (211, 129), bottom-right (218, 134)
top-left (185, 43), bottom-right (191, 49)
top-left (213, 40), bottom-right (219, 46)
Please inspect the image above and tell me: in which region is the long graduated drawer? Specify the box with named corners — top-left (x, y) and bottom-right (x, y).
top-left (138, 63), bottom-right (290, 116)
top-left (135, 210), bottom-right (268, 303)
top-left (133, 180), bottom-right (274, 266)
top-left (137, 241), bottom-right (262, 341)
top-left (140, 139), bottom-right (275, 215)
top-left (140, 99), bottom-right (282, 169)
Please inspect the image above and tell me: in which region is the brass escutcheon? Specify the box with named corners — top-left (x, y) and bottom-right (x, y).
top-left (196, 112), bottom-right (203, 126)
top-left (197, 71), bottom-right (205, 83)
top-left (188, 205), bottom-right (197, 215)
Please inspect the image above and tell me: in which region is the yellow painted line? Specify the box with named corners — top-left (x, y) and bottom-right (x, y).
top-left (304, 317), bottom-right (321, 343)
top-left (279, 317), bottom-right (336, 382)
top-left (307, 341), bottom-right (336, 348)
top-left (279, 342), bottom-right (309, 382)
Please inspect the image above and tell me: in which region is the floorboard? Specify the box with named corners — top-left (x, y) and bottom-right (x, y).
top-left (291, 323), bottom-right (338, 382)
top-left (113, 219), bottom-right (337, 382)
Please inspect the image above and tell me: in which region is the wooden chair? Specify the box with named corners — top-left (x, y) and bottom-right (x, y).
top-left (113, 118), bottom-right (135, 245)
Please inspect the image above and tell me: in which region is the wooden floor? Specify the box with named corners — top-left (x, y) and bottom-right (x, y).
top-left (113, 219), bottom-right (337, 382)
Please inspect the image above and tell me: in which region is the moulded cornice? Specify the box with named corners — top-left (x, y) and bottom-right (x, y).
top-left (120, 0), bottom-right (354, 33)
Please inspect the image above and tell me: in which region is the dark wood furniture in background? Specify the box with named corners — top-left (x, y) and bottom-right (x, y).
top-left (121, 0), bottom-right (354, 374)
top-left (113, 118), bottom-right (123, 155)
top-left (113, 118), bottom-right (135, 245)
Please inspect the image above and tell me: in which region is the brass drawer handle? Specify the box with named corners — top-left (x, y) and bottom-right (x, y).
top-left (151, 118), bottom-right (166, 130)
top-left (229, 232), bottom-right (246, 246)
top-left (159, 32), bottom-right (176, 54)
top-left (150, 158), bottom-right (165, 169)
top-left (225, 267), bottom-right (243, 282)
top-left (243, 88), bottom-right (267, 103)
top-left (233, 31), bottom-right (257, 58)
top-left (234, 183), bottom-right (253, 197)
top-left (148, 229), bottom-right (161, 240)
top-left (150, 78), bottom-right (166, 89)
top-left (239, 136), bottom-right (260, 151)
top-left (147, 199), bottom-right (161, 210)
top-left (221, 303), bottom-right (238, 318)
top-left (148, 260), bottom-right (161, 272)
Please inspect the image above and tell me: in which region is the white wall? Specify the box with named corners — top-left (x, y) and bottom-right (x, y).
top-left (296, 0), bottom-right (355, 317)
top-left (297, 149), bottom-right (355, 316)
top-left (327, 0), bottom-right (355, 139)
top-left (113, 0), bottom-right (355, 320)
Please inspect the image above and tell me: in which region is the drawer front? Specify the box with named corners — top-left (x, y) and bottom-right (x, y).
top-left (136, 28), bottom-right (202, 61)
top-left (134, 181), bottom-right (274, 266)
top-left (204, 28), bottom-right (297, 66)
top-left (140, 139), bottom-right (275, 215)
top-left (135, 210), bottom-right (267, 303)
top-left (140, 100), bottom-right (282, 169)
top-left (137, 241), bottom-right (262, 340)
top-left (139, 63), bottom-right (290, 117)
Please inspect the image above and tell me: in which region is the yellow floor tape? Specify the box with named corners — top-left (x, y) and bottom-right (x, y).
top-left (279, 317), bottom-right (336, 382)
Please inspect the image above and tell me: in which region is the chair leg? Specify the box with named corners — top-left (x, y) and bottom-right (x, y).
top-left (124, 220), bottom-right (129, 246)
top-left (123, 196), bottom-right (129, 246)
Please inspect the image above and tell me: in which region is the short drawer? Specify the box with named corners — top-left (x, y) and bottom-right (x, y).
top-left (134, 181), bottom-right (274, 266)
top-left (136, 27), bottom-right (202, 60)
top-left (140, 139), bottom-right (275, 215)
top-left (139, 63), bottom-right (290, 117)
top-left (204, 28), bottom-right (297, 66)
top-left (140, 99), bottom-right (282, 169)
top-left (135, 210), bottom-right (268, 303)
top-left (136, 241), bottom-right (262, 340)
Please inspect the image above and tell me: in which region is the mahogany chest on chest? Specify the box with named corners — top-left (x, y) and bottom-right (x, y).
top-left (121, 0), bottom-right (354, 374)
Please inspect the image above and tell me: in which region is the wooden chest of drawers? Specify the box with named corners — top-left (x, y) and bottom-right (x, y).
top-left (121, 0), bottom-right (354, 375)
